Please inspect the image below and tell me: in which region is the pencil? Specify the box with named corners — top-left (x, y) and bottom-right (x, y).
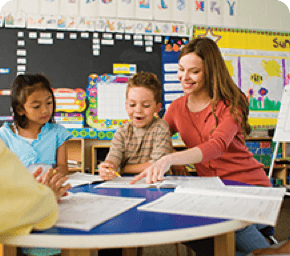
top-left (109, 168), bottom-right (121, 177)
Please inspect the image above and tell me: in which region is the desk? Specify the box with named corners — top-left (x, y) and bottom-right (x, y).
top-left (2, 180), bottom-right (249, 256)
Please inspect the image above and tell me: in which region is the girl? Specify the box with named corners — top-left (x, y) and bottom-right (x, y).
top-left (0, 73), bottom-right (72, 256)
top-left (130, 37), bottom-right (272, 256)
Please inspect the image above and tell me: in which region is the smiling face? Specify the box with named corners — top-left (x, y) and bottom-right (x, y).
top-left (177, 52), bottom-right (207, 97)
top-left (18, 88), bottom-right (54, 128)
top-left (125, 86), bottom-right (161, 129)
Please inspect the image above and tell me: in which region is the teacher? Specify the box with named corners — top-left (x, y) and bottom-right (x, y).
top-left (131, 37), bottom-right (272, 256)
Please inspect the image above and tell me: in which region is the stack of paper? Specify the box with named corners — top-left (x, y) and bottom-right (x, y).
top-left (64, 172), bottom-right (103, 187)
top-left (138, 186), bottom-right (286, 225)
top-left (55, 193), bottom-right (145, 230)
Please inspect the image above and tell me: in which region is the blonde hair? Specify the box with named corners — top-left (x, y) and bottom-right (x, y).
top-left (180, 37), bottom-right (251, 138)
top-left (126, 71), bottom-right (162, 104)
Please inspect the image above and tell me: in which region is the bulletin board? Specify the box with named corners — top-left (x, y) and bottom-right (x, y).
top-left (0, 27), bottom-right (166, 130)
top-left (193, 26), bottom-right (290, 130)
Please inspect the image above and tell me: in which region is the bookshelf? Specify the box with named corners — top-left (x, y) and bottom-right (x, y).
top-left (245, 137), bottom-right (288, 185)
top-left (67, 139), bottom-right (84, 173)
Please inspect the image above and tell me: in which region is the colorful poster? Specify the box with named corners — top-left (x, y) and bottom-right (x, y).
top-left (53, 88), bottom-right (86, 113)
top-left (86, 74), bottom-right (129, 129)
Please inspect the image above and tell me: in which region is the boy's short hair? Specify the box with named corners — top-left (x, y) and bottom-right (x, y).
top-left (126, 71), bottom-right (162, 104)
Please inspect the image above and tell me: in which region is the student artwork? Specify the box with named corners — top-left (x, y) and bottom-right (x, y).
top-left (86, 74), bottom-right (129, 129)
top-left (45, 15), bottom-right (58, 29)
top-left (99, 0), bottom-right (117, 18)
top-left (0, 14), bottom-right (4, 27)
top-left (124, 20), bottom-right (135, 34)
top-left (117, 0), bottom-right (135, 18)
top-left (57, 16), bottom-right (66, 29)
top-left (172, 0), bottom-right (189, 22)
top-left (66, 16), bottom-right (77, 30)
top-left (105, 19), bottom-right (116, 33)
top-left (116, 20), bottom-right (125, 33)
top-left (194, 26), bottom-right (290, 130)
top-left (40, 0), bottom-right (59, 15)
top-left (96, 18), bottom-right (106, 32)
top-left (79, 0), bottom-right (98, 17)
top-left (135, 0), bottom-right (153, 20)
top-left (60, 0), bottom-right (78, 16)
top-left (189, 0), bottom-right (206, 25)
top-left (153, 0), bottom-right (172, 21)
top-left (207, 0), bottom-right (222, 26)
top-left (53, 88), bottom-right (86, 113)
top-left (223, 0), bottom-right (238, 27)
top-left (5, 13), bottom-right (26, 28)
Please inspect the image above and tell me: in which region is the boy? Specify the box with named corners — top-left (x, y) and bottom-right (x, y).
top-left (99, 71), bottom-right (173, 180)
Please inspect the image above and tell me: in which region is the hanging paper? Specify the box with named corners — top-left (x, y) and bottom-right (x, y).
top-left (207, 0), bottom-right (222, 26)
top-left (40, 0), bottom-right (59, 15)
top-left (60, 0), bottom-right (79, 16)
top-left (172, 0), bottom-right (189, 22)
top-left (79, 0), bottom-right (98, 17)
top-left (190, 0), bottom-right (207, 25)
top-left (153, 0), bottom-right (172, 21)
top-left (223, 0), bottom-right (238, 27)
top-left (117, 0), bottom-right (135, 19)
top-left (135, 0), bottom-right (153, 20)
top-left (99, 0), bottom-right (117, 18)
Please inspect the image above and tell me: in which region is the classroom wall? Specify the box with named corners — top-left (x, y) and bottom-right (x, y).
top-left (1, 0), bottom-right (290, 172)
top-left (1, 0), bottom-right (290, 31)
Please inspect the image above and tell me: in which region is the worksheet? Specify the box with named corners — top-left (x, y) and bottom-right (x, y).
top-left (138, 186), bottom-right (286, 225)
top-left (94, 176), bottom-right (225, 189)
top-left (64, 172), bottom-right (103, 187)
top-left (55, 193), bottom-right (145, 230)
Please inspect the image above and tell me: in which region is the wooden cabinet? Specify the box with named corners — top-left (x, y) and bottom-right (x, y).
top-left (246, 137), bottom-right (287, 185)
top-left (66, 139), bottom-right (84, 173)
top-left (91, 141), bottom-right (111, 175)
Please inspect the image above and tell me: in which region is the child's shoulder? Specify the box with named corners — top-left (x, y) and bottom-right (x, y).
top-left (150, 118), bottom-right (170, 130)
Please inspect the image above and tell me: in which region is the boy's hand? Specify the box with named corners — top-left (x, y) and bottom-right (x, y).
top-left (99, 162), bottom-right (118, 180)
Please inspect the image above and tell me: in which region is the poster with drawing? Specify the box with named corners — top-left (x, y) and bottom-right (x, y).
top-left (240, 57), bottom-right (284, 129)
top-left (135, 0), bottom-right (153, 20)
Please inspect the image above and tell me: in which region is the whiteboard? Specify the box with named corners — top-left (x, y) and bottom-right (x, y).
top-left (273, 85), bottom-right (290, 142)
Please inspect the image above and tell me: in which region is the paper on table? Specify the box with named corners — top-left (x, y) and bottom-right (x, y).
top-left (55, 192), bottom-right (145, 230)
top-left (94, 176), bottom-right (225, 189)
top-left (64, 172), bottom-right (103, 187)
top-left (138, 187), bottom-right (286, 226)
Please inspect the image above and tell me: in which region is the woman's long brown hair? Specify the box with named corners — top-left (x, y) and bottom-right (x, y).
top-left (179, 37), bottom-right (251, 138)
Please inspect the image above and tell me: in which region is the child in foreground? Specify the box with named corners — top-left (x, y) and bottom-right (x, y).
top-left (98, 71), bottom-right (173, 180)
top-left (0, 73), bottom-right (72, 256)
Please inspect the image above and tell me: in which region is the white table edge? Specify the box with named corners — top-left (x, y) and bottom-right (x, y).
top-left (2, 220), bottom-right (250, 249)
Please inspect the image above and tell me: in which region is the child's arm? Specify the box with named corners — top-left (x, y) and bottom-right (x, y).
top-left (56, 141), bottom-right (68, 175)
top-left (99, 160), bottom-right (119, 180)
top-left (121, 162), bottom-right (152, 174)
top-left (251, 240), bottom-right (290, 255)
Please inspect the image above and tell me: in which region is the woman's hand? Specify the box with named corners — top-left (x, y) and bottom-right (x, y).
top-left (130, 155), bottom-right (172, 184)
top-left (32, 167), bottom-right (71, 200)
top-left (98, 162), bottom-right (117, 181)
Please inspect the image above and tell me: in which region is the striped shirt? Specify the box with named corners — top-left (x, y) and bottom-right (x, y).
top-left (105, 118), bottom-right (173, 170)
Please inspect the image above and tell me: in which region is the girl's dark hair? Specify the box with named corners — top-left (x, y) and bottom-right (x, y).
top-left (11, 73), bottom-right (55, 128)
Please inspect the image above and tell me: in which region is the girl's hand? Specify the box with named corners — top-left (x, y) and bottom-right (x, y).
top-left (32, 167), bottom-right (71, 200)
top-left (130, 156), bottom-right (171, 184)
top-left (99, 162), bottom-right (117, 181)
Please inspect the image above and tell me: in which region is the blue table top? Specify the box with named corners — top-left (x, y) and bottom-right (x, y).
top-left (33, 179), bottom-right (245, 236)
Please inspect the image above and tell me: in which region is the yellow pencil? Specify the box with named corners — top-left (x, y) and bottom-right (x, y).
top-left (109, 168), bottom-right (121, 177)
top-left (53, 169), bottom-right (57, 174)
